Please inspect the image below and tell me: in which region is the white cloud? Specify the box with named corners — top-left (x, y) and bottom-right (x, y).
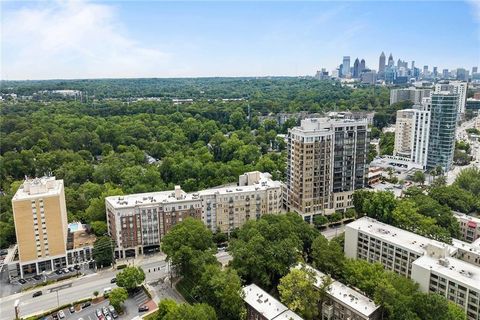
top-left (468, 0), bottom-right (480, 22)
top-left (1, 1), bottom-right (172, 80)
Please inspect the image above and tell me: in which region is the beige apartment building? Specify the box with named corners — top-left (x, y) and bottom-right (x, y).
top-left (285, 118), bottom-right (369, 223)
top-left (12, 177), bottom-right (68, 267)
top-left (106, 172), bottom-right (282, 258)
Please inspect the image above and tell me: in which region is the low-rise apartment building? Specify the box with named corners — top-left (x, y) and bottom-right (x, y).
top-left (106, 172), bottom-right (282, 258)
top-left (453, 212), bottom-right (480, 243)
top-left (243, 284), bottom-right (303, 320)
top-left (300, 265), bottom-right (381, 320)
top-left (345, 217), bottom-right (480, 319)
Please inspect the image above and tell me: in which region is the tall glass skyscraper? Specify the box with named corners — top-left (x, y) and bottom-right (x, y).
top-left (426, 93), bottom-right (459, 172)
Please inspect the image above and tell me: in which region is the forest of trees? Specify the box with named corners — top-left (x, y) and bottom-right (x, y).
top-left (0, 78), bottom-right (393, 249)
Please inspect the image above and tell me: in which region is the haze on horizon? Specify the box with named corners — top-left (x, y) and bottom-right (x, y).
top-left (1, 0), bottom-right (479, 80)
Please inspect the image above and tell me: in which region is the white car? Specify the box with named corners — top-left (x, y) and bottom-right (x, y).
top-left (58, 310), bottom-right (65, 319)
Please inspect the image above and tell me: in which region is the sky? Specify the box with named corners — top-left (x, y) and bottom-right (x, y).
top-left (1, 1), bottom-right (479, 80)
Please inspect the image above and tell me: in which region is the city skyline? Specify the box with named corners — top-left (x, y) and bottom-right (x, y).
top-left (2, 0), bottom-right (479, 80)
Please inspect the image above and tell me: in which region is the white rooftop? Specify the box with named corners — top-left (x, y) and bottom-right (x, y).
top-left (453, 211), bottom-right (480, 224)
top-left (106, 172), bottom-right (280, 209)
top-left (290, 117), bottom-right (368, 136)
top-left (12, 177), bottom-right (63, 201)
top-left (299, 265), bottom-right (380, 317)
top-left (413, 255), bottom-right (480, 288)
top-left (243, 284), bottom-right (302, 320)
top-left (346, 217), bottom-right (456, 256)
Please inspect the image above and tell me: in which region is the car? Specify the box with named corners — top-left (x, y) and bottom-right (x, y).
top-left (81, 302), bottom-right (91, 309)
top-left (69, 306), bottom-right (75, 313)
top-left (74, 265), bottom-right (81, 270)
top-left (55, 269), bottom-right (63, 275)
top-left (33, 275), bottom-right (42, 281)
top-left (32, 291), bottom-right (43, 298)
top-left (62, 268), bottom-right (70, 274)
top-left (52, 313), bottom-right (58, 320)
top-left (19, 278), bottom-right (27, 284)
top-left (58, 310), bottom-right (65, 319)
top-left (68, 266), bottom-right (75, 272)
top-left (102, 306), bottom-right (109, 316)
top-left (138, 306), bottom-right (149, 312)
top-left (108, 305), bottom-right (115, 313)
top-left (96, 309), bottom-right (102, 317)
top-left (105, 315), bottom-right (112, 320)
top-left (110, 278), bottom-right (116, 283)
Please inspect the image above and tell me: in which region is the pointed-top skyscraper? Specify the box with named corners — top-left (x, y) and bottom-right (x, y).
top-left (388, 53), bottom-right (394, 67)
top-left (353, 58), bottom-right (360, 78)
top-left (378, 52), bottom-right (386, 79)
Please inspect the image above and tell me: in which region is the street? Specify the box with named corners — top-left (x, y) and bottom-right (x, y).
top-left (321, 224), bottom-right (346, 240)
top-left (447, 116), bottom-right (480, 185)
top-left (0, 251), bottom-right (230, 320)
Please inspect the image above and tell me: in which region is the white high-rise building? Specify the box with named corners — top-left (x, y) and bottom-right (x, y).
top-left (393, 107), bottom-right (431, 168)
top-left (434, 81), bottom-right (468, 115)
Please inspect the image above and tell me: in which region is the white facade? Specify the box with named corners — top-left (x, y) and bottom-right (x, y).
top-left (345, 217), bottom-right (480, 319)
top-left (389, 87), bottom-right (431, 105)
top-left (393, 107), bottom-right (430, 167)
top-left (300, 265), bottom-right (381, 320)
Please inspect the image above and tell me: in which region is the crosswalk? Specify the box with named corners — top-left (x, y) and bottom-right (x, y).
top-left (133, 290), bottom-right (149, 306)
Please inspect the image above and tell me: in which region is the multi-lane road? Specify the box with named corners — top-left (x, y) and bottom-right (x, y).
top-left (0, 252), bottom-right (230, 320)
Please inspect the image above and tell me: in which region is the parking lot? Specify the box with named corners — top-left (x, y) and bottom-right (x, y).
top-left (43, 288), bottom-right (155, 320)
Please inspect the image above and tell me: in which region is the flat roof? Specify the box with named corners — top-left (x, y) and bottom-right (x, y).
top-left (300, 265), bottom-right (380, 317)
top-left (413, 255), bottom-right (480, 288)
top-left (106, 172), bottom-right (280, 209)
top-left (346, 217), bottom-right (456, 256)
top-left (242, 284), bottom-right (289, 320)
top-left (12, 177), bottom-right (63, 201)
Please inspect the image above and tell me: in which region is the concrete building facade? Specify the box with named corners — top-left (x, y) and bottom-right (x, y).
top-left (345, 217), bottom-right (480, 319)
top-left (243, 284), bottom-right (303, 320)
top-left (285, 118), bottom-right (369, 223)
top-left (393, 107), bottom-right (431, 168)
top-left (9, 177), bottom-right (95, 279)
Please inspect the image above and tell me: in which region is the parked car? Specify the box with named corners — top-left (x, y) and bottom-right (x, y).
top-left (32, 291), bottom-right (42, 298)
top-left (81, 302), bottom-right (91, 309)
top-left (52, 313), bottom-right (58, 320)
top-left (138, 306), bottom-right (149, 312)
top-left (109, 311), bottom-right (118, 319)
top-left (55, 269), bottom-right (63, 275)
top-left (74, 265), bottom-right (81, 270)
top-left (105, 315), bottom-right (112, 320)
top-left (69, 306), bottom-right (75, 313)
top-left (68, 266), bottom-right (75, 272)
top-left (19, 278), bottom-right (27, 284)
top-left (58, 310), bottom-right (65, 319)
top-left (96, 309), bottom-right (102, 318)
top-left (62, 268), bottom-right (70, 274)
top-left (33, 275), bottom-right (42, 281)
top-left (102, 306), bottom-right (109, 316)
top-left (110, 278), bottom-right (116, 283)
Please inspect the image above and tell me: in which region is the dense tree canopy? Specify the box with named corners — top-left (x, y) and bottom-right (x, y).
top-left (229, 213), bottom-right (318, 289)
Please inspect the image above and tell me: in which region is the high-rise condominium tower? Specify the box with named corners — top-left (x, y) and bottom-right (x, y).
top-left (394, 107), bottom-right (431, 168)
top-left (434, 81), bottom-right (468, 115)
top-left (426, 93), bottom-right (459, 172)
top-left (285, 118), bottom-right (369, 223)
top-left (12, 177), bottom-right (68, 269)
